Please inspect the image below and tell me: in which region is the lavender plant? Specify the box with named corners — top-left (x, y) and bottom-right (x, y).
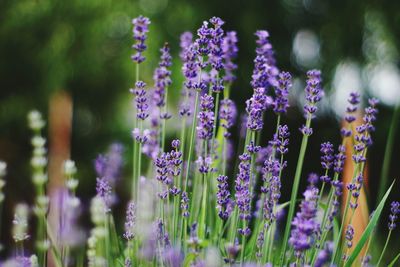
top-left (1, 15), bottom-right (399, 267)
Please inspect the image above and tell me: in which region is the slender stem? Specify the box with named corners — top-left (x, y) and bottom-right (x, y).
top-left (377, 104), bottom-right (399, 202)
top-left (331, 190), bottom-right (352, 265)
top-left (184, 90), bottom-right (200, 192)
top-left (211, 92), bottom-right (220, 156)
top-left (161, 86), bottom-right (169, 152)
top-left (376, 230), bottom-right (392, 267)
top-left (280, 118), bottom-right (312, 264)
top-left (199, 141), bottom-right (208, 239)
top-left (240, 223), bottom-right (247, 266)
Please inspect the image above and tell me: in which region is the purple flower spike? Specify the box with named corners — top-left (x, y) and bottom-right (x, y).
top-left (303, 69), bottom-right (323, 119)
top-left (251, 30), bottom-right (279, 90)
top-left (196, 21), bottom-right (212, 61)
top-left (220, 99), bottom-right (237, 137)
top-left (307, 173), bottom-right (319, 187)
top-left (222, 31), bottom-right (239, 83)
top-left (209, 17), bottom-right (225, 71)
top-left (235, 153), bottom-right (252, 236)
top-left (289, 188), bottom-right (319, 259)
top-left (246, 88), bottom-right (271, 131)
top-left (131, 16), bottom-right (151, 64)
top-left (179, 32), bottom-right (193, 61)
top-left (95, 143), bottom-right (123, 209)
top-left (333, 145), bottom-right (346, 174)
top-left (273, 71), bottom-right (292, 114)
top-left (315, 242), bottom-right (333, 267)
top-left (271, 124), bottom-right (290, 155)
top-left (182, 44), bottom-right (199, 90)
top-left (130, 81), bottom-right (149, 121)
top-left (217, 175), bottom-right (231, 220)
top-left (123, 201), bottom-right (136, 240)
top-left (197, 94), bottom-right (215, 140)
top-left (181, 192), bottom-right (190, 218)
top-left (320, 142), bottom-right (334, 171)
top-left (388, 201), bottom-right (400, 230)
top-left (153, 43), bottom-right (172, 109)
top-left (162, 247), bottom-right (183, 267)
top-left (345, 224), bottom-right (354, 248)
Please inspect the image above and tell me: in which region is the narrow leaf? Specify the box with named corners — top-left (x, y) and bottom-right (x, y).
top-left (388, 251), bottom-right (400, 267)
top-left (344, 181), bottom-right (395, 267)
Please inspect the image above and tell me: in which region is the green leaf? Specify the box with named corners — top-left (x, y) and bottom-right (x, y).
top-left (388, 251), bottom-right (400, 267)
top-left (344, 181), bottom-right (395, 267)
top-left (183, 252), bottom-right (197, 267)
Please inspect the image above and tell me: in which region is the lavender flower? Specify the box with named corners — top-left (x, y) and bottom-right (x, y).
top-left (131, 16), bottom-right (151, 64)
top-left (96, 177), bottom-right (112, 210)
top-left (235, 153), bottom-right (251, 235)
top-left (251, 30), bottom-right (278, 90)
top-left (300, 69), bottom-right (323, 135)
top-left (153, 43), bottom-right (172, 110)
top-left (388, 201), bottom-right (400, 230)
top-left (272, 124), bottom-right (290, 155)
top-left (307, 173), bottom-right (319, 187)
top-left (163, 247), bottom-right (183, 267)
top-left (179, 32), bottom-right (193, 61)
top-left (333, 145), bottom-right (346, 174)
top-left (320, 142), bottom-right (334, 171)
top-left (219, 99), bottom-right (237, 137)
top-left (130, 81), bottom-right (149, 121)
top-left (197, 94), bottom-right (215, 140)
top-left (196, 156), bottom-right (213, 174)
top-left (273, 71), bottom-right (292, 114)
top-left (53, 190), bottom-right (84, 247)
top-left (216, 175), bottom-right (231, 220)
top-left (341, 92), bottom-right (361, 137)
top-left (182, 44), bottom-right (199, 90)
top-left (315, 242), bottom-right (333, 267)
top-left (123, 201), bottom-right (136, 240)
top-left (95, 143), bottom-right (123, 185)
top-left (345, 224), bottom-right (354, 248)
top-left (181, 192), bottom-right (190, 218)
top-left (246, 88), bottom-right (271, 131)
top-left (303, 70), bottom-right (323, 118)
top-left (95, 144), bottom-right (123, 209)
top-left (289, 188), bottom-right (319, 259)
top-left (209, 17), bottom-right (225, 72)
top-left (195, 21), bottom-right (212, 61)
top-left (225, 239), bottom-right (240, 263)
top-left (222, 31), bottom-right (239, 83)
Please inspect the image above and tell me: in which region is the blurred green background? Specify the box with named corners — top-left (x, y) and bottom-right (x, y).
top-left (0, 0), bottom-right (400, 258)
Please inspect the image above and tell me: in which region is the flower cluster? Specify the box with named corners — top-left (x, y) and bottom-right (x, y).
top-left (131, 16), bottom-right (150, 63)
top-left (289, 188), bottom-right (319, 259)
top-left (197, 94), bottom-right (215, 140)
top-left (246, 88), bottom-right (270, 131)
top-left (3, 15), bottom-right (400, 267)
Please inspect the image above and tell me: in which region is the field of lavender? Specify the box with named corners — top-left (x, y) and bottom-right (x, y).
top-left (0, 13), bottom-right (400, 267)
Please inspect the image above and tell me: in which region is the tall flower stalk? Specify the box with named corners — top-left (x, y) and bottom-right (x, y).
top-left (280, 70), bottom-right (323, 264)
top-left (131, 16), bottom-right (150, 201)
top-left (28, 110), bottom-right (49, 266)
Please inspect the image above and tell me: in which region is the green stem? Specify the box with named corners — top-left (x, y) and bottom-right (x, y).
top-left (161, 86), bottom-right (169, 152)
top-left (376, 230), bottom-right (392, 267)
top-left (331, 190), bottom-right (352, 265)
top-left (279, 118), bottom-right (312, 264)
top-left (377, 104), bottom-right (399, 202)
top-left (184, 90), bottom-right (200, 192)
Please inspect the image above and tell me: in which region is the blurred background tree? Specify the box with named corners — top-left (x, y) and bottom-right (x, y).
top-left (0, 0), bottom-right (399, 258)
